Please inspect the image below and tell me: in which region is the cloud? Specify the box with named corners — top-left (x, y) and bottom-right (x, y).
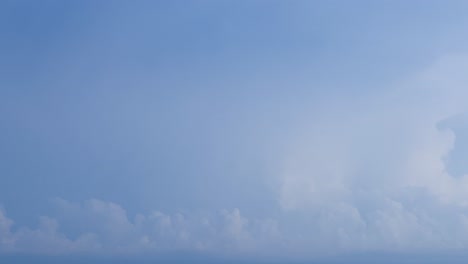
top-left (3, 55), bottom-right (468, 258)
top-left (0, 207), bottom-right (99, 254)
top-left (0, 209), bottom-right (14, 252)
top-left (0, 199), bottom-right (280, 256)
top-left (272, 53), bottom-right (468, 255)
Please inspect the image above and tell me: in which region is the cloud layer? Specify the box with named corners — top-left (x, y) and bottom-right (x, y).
top-left (2, 53), bottom-right (468, 259)
top-left (0, 199), bottom-right (281, 256)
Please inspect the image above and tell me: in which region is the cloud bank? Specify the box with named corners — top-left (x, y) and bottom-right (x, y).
top-left (2, 54), bottom-right (468, 258)
top-left (0, 199), bottom-right (280, 256)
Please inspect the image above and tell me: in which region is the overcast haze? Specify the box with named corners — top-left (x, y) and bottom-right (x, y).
top-left (2, 1), bottom-right (468, 263)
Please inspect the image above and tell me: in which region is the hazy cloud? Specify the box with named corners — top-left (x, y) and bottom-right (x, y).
top-left (0, 199), bottom-right (281, 255)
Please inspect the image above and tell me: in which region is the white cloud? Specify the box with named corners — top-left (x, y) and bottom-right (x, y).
top-left (0, 199), bottom-right (280, 255)
top-left (273, 53), bottom-right (468, 255)
top-left (3, 55), bottom-right (468, 257)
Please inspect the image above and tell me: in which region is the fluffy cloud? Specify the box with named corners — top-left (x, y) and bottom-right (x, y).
top-left (274, 54), bottom-right (468, 254)
top-left (0, 199), bottom-right (280, 255)
top-left (3, 55), bottom-right (468, 258)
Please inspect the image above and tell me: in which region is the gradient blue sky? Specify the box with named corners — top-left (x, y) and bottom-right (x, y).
top-left (2, 1), bottom-right (468, 263)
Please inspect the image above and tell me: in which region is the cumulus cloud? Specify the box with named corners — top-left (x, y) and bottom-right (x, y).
top-left (0, 199), bottom-right (280, 255)
top-left (274, 54), bottom-right (468, 255)
top-left (2, 55), bottom-right (468, 258)
top-left (0, 207), bottom-right (100, 254)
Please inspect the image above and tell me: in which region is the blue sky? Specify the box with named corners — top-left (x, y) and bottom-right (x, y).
top-left (2, 1), bottom-right (468, 263)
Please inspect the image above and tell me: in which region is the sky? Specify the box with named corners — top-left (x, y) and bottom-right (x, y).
top-left (2, 0), bottom-right (468, 263)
